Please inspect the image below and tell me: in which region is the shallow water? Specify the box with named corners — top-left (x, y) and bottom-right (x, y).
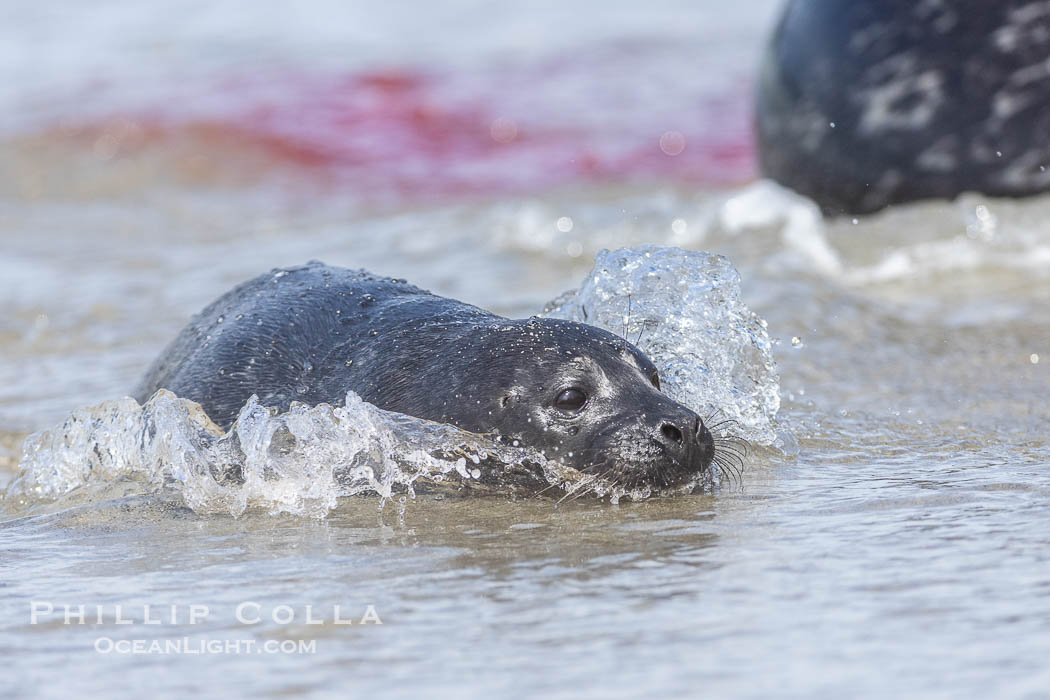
top-left (3, 0), bottom-right (1050, 698)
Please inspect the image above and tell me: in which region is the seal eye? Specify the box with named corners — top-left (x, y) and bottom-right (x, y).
top-left (649, 371), bottom-right (660, 390)
top-left (554, 388), bottom-right (587, 412)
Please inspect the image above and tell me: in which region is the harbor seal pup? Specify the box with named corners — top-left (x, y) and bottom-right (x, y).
top-left (135, 262), bottom-right (715, 490)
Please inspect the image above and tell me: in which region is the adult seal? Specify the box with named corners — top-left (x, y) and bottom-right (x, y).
top-left (756, 0), bottom-right (1050, 215)
top-left (135, 262), bottom-right (715, 490)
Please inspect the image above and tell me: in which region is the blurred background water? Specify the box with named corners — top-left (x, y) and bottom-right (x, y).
top-left (2, 0), bottom-right (1049, 697)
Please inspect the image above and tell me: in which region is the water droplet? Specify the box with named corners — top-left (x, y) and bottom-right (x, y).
top-left (489, 117), bottom-right (517, 144)
top-left (659, 130), bottom-right (686, 156)
top-left (791, 336), bottom-right (803, 347)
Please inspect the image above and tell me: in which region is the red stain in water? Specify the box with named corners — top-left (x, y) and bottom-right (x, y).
top-left (70, 67), bottom-right (758, 200)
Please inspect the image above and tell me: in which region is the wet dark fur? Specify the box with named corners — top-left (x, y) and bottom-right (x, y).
top-left (757, 0), bottom-right (1050, 215)
top-left (136, 262), bottom-right (714, 489)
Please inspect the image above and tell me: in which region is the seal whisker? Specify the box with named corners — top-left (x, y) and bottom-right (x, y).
top-left (715, 449), bottom-right (746, 479)
top-left (557, 473), bottom-right (600, 505)
top-left (712, 441), bottom-right (747, 461)
top-left (535, 479), bottom-right (568, 497)
top-left (702, 408), bottom-right (741, 432)
top-left (621, 294), bottom-right (632, 351)
top-left (713, 445), bottom-right (745, 470)
top-left (713, 437), bottom-right (751, 461)
top-left (633, 318), bottom-right (653, 348)
top-left (706, 418), bottom-right (740, 432)
top-left (570, 482), bottom-right (599, 503)
top-left (711, 455), bottom-right (741, 485)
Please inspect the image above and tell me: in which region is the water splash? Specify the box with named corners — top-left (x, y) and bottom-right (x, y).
top-left (546, 245), bottom-right (793, 452)
top-left (6, 390), bottom-right (562, 518)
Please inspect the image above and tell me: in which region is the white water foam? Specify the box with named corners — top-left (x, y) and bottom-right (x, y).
top-left (720, 180), bottom-right (1050, 287)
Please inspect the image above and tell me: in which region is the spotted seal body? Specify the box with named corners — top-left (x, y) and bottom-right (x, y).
top-left (756, 0), bottom-right (1050, 215)
top-left (136, 262), bottom-right (715, 490)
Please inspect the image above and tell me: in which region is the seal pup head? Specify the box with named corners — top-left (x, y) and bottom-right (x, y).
top-left (458, 318), bottom-right (716, 491)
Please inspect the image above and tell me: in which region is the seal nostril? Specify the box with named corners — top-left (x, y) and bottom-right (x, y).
top-left (661, 423), bottom-right (683, 444)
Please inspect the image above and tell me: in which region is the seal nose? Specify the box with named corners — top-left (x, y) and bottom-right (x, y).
top-left (660, 422), bottom-right (683, 444)
top-left (654, 413), bottom-right (714, 468)
top-left (645, 408), bottom-right (717, 488)
top-left (655, 413), bottom-right (696, 451)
